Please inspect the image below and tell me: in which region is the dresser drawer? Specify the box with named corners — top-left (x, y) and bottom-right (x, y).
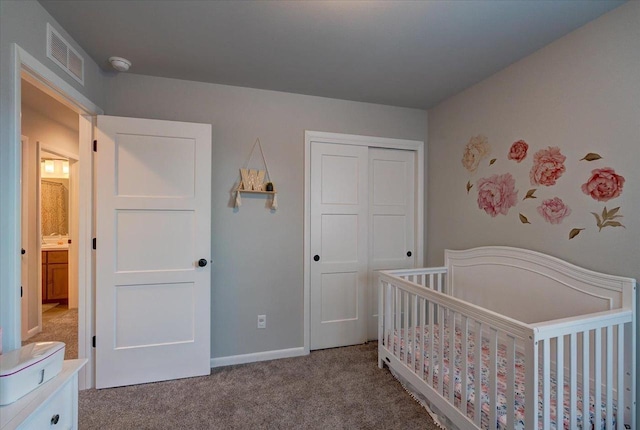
top-left (17, 378), bottom-right (73, 430)
top-left (46, 250), bottom-right (68, 264)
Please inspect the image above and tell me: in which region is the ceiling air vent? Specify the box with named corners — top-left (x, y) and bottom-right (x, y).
top-left (46, 23), bottom-right (84, 86)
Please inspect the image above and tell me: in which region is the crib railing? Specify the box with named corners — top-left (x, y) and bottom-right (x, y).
top-left (378, 268), bottom-right (636, 430)
top-left (532, 309), bottom-right (635, 430)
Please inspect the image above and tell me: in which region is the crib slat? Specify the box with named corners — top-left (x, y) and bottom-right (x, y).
top-left (420, 298), bottom-right (426, 380)
top-left (449, 310), bottom-right (456, 405)
top-left (412, 294), bottom-right (418, 371)
top-left (543, 339), bottom-right (551, 429)
top-left (429, 273), bottom-right (434, 291)
top-left (557, 335), bottom-right (564, 429)
top-left (606, 325), bottom-right (613, 429)
top-left (582, 331), bottom-right (590, 430)
top-left (395, 287), bottom-right (401, 359)
top-left (488, 329), bottom-right (497, 430)
top-left (595, 328), bottom-right (602, 430)
top-left (570, 332), bottom-right (578, 429)
top-left (437, 272), bottom-right (443, 293)
top-left (438, 306), bottom-right (445, 395)
top-left (474, 321), bottom-right (482, 427)
top-left (617, 324), bottom-right (624, 430)
top-left (427, 302), bottom-right (435, 387)
top-left (506, 335), bottom-right (515, 430)
top-left (404, 292), bottom-right (409, 365)
top-left (428, 301), bottom-right (435, 387)
top-left (460, 316), bottom-right (469, 418)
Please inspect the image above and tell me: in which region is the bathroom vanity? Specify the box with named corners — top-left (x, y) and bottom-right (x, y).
top-left (41, 249), bottom-right (68, 304)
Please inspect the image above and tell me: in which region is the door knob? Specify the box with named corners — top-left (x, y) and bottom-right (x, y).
top-left (198, 259), bottom-right (208, 267)
top-left (313, 255), bottom-right (320, 262)
top-left (406, 251), bottom-right (412, 257)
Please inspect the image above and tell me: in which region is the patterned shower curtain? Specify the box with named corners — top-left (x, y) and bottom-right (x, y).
top-left (41, 180), bottom-right (68, 235)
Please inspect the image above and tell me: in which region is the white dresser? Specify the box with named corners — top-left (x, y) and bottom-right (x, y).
top-left (0, 359), bottom-right (86, 430)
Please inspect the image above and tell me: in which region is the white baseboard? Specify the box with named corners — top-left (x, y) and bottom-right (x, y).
top-left (210, 347), bottom-right (307, 368)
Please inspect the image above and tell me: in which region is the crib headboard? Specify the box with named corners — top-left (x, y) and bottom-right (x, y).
top-left (445, 246), bottom-right (636, 324)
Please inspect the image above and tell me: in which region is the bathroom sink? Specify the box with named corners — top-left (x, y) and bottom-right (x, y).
top-left (41, 243), bottom-right (69, 250)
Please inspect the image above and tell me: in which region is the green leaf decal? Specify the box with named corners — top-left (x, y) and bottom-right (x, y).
top-left (519, 214), bottom-right (530, 224)
top-left (489, 158), bottom-right (497, 165)
top-left (580, 153), bottom-right (602, 161)
top-left (466, 181), bottom-right (473, 194)
top-left (523, 189), bottom-right (537, 200)
top-left (593, 206), bottom-right (625, 231)
top-left (569, 228), bottom-right (584, 239)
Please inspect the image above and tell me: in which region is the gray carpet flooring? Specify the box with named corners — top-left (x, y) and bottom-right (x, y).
top-left (79, 342), bottom-right (440, 430)
top-left (21, 307), bottom-right (78, 360)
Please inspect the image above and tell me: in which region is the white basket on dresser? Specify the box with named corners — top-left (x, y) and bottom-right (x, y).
top-left (0, 359), bottom-right (86, 430)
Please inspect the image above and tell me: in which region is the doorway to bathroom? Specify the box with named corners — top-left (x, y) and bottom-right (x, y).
top-left (20, 78), bottom-right (80, 360)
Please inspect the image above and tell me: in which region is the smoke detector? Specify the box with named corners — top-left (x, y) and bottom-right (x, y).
top-left (108, 56), bottom-right (131, 72)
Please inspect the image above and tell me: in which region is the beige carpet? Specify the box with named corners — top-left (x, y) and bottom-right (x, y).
top-left (79, 342), bottom-right (440, 430)
top-left (22, 308), bottom-right (78, 360)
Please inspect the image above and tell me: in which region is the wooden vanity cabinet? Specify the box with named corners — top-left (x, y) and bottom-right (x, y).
top-left (42, 250), bottom-right (68, 304)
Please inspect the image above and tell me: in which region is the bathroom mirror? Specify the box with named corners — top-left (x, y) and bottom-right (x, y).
top-left (40, 150), bottom-right (69, 236)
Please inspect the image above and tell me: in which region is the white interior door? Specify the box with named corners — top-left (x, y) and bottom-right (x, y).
top-left (310, 142), bottom-right (368, 350)
top-left (368, 148), bottom-right (415, 339)
top-left (20, 136), bottom-right (30, 340)
top-left (95, 115), bottom-right (211, 389)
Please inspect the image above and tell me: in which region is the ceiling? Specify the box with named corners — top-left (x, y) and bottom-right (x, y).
top-left (39, 1), bottom-right (625, 110)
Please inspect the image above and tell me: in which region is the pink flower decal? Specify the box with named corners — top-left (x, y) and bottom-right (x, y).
top-left (508, 140), bottom-right (528, 163)
top-left (462, 135), bottom-right (491, 173)
top-left (581, 167), bottom-right (625, 202)
top-left (530, 146), bottom-right (566, 186)
top-left (537, 197), bottom-right (571, 224)
top-left (476, 173), bottom-right (518, 217)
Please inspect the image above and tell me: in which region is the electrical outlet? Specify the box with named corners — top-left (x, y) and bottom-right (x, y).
top-left (257, 314), bottom-right (266, 329)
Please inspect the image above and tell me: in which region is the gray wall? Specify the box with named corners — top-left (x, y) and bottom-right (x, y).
top-left (104, 74), bottom-right (428, 358)
top-left (427, 2), bottom-right (639, 419)
top-left (0, 0), bottom-right (105, 351)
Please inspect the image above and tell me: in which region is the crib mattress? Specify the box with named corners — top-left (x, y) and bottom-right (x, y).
top-left (388, 325), bottom-right (615, 430)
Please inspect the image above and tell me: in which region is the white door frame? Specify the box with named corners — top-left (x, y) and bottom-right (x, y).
top-left (3, 43), bottom-right (103, 389)
top-left (303, 130), bottom-right (425, 354)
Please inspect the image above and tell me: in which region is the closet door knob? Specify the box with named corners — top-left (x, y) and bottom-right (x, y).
top-left (198, 259), bottom-right (208, 267)
top-left (313, 255), bottom-right (320, 262)
top-left (406, 251), bottom-right (412, 257)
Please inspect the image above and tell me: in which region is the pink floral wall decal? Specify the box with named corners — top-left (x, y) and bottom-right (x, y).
top-left (530, 146), bottom-right (566, 186)
top-left (476, 173), bottom-right (518, 217)
top-left (581, 167), bottom-right (625, 201)
top-left (508, 140), bottom-right (528, 163)
top-left (462, 135), bottom-right (491, 173)
top-left (537, 197), bottom-right (572, 224)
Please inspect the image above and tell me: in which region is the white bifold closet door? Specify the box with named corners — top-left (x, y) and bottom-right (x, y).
top-left (310, 143), bottom-right (415, 350)
top-left (368, 148), bottom-right (415, 340)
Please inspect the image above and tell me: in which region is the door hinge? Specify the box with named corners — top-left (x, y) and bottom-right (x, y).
top-left (92, 336), bottom-right (96, 348)
top-left (93, 140), bottom-right (97, 152)
top-left (21, 286), bottom-right (23, 298)
top-left (92, 238), bottom-right (96, 250)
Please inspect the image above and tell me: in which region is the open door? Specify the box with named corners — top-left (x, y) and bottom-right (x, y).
top-left (95, 116), bottom-right (212, 388)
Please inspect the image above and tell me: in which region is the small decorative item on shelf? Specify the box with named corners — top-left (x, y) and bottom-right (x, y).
top-left (234, 138), bottom-right (278, 210)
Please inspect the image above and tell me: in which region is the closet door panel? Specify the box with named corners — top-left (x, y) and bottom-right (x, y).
top-left (368, 148), bottom-right (415, 340)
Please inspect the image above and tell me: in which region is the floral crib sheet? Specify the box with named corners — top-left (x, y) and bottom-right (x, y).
top-left (388, 324), bottom-right (615, 430)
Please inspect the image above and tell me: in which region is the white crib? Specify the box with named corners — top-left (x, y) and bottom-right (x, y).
top-left (378, 247), bottom-right (636, 430)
